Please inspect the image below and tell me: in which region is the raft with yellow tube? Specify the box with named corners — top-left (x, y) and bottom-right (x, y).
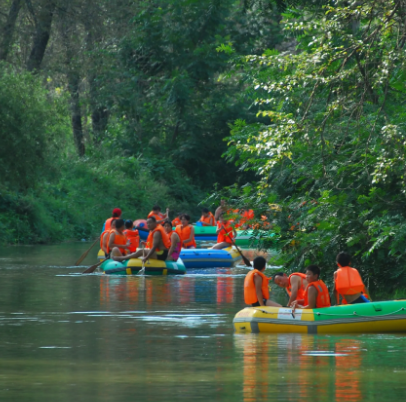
top-left (101, 258), bottom-right (186, 276)
top-left (233, 300), bottom-right (406, 334)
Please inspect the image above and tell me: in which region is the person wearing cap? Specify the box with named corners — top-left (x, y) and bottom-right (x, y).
top-left (102, 208), bottom-right (122, 233)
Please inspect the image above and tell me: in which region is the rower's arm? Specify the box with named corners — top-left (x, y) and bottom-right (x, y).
top-left (108, 233), bottom-right (130, 251)
top-left (287, 277), bottom-right (299, 307)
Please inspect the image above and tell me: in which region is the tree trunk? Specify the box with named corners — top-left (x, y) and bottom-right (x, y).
top-left (68, 71), bottom-right (85, 156)
top-left (26, 0), bottom-right (55, 72)
top-left (91, 106), bottom-right (109, 145)
top-left (0, 0), bottom-right (22, 61)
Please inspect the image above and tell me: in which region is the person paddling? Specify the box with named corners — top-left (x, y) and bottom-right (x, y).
top-left (198, 208), bottom-right (216, 226)
top-left (102, 208), bottom-right (122, 232)
top-left (101, 219), bottom-right (117, 257)
top-left (112, 217), bottom-right (171, 263)
top-left (273, 272), bottom-right (308, 307)
top-left (175, 214), bottom-right (196, 249)
top-left (334, 252), bottom-right (370, 304)
top-left (163, 220), bottom-right (181, 261)
top-left (244, 257), bottom-right (281, 307)
top-left (148, 205), bottom-right (169, 224)
top-left (107, 219), bottom-right (130, 257)
top-left (123, 220), bottom-right (140, 253)
top-left (211, 214), bottom-right (237, 250)
top-left (291, 265), bottom-right (331, 309)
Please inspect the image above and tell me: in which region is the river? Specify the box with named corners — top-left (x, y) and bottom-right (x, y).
top-left (0, 243), bottom-right (405, 401)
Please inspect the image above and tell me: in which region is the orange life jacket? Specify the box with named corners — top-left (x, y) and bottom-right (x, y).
top-left (100, 230), bottom-right (109, 251)
top-left (102, 229), bottom-right (115, 253)
top-left (104, 217), bottom-right (115, 231)
top-left (172, 217), bottom-right (181, 227)
top-left (123, 229), bottom-right (139, 253)
top-left (200, 212), bottom-right (215, 226)
top-left (148, 211), bottom-right (165, 222)
top-left (236, 209), bottom-right (255, 229)
top-left (244, 269), bottom-right (271, 304)
top-left (106, 230), bottom-right (128, 254)
top-left (304, 280), bottom-right (331, 308)
top-left (175, 224), bottom-right (197, 248)
top-left (286, 273), bottom-right (307, 302)
top-left (217, 223), bottom-right (234, 244)
top-left (146, 224), bottom-right (171, 251)
top-left (335, 266), bottom-right (368, 304)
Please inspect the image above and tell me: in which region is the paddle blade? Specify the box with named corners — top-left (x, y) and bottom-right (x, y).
top-left (82, 261), bottom-right (102, 274)
top-left (242, 255), bottom-right (252, 267)
top-left (75, 237), bottom-right (100, 266)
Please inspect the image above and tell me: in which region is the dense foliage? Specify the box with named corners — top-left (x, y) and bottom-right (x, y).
top-left (222, 0), bottom-right (406, 295)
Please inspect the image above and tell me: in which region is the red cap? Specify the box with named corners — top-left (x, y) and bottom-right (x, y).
top-left (112, 208), bottom-right (122, 216)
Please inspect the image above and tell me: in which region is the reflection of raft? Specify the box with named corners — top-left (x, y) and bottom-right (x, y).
top-left (180, 247), bottom-right (241, 269)
top-left (233, 301), bottom-right (406, 334)
top-left (101, 258), bottom-right (186, 275)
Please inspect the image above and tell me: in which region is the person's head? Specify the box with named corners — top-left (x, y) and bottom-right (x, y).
top-left (115, 218), bottom-right (125, 231)
top-left (273, 272), bottom-right (288, 288)
top-left (220, 199), bottom-right (226, 207)
top-left (147, 216), bottom-right (157, 230)
top-left (112, 208), bottom-right (122, 218)
top-left (152, 205), bottom-right (161, 212)
top-left (180, 214), bottom-right (191, 225)
top-left (111, 219), bottom-right (117, 229)
top-left (125, 219), bottom-right (133, 229)
top-left (305, 265), bottom-right (320, 283)
top-left (218, 213), bottom-right (228, 224)
top-left (336, 251), bottom-right (351, 267)
top-left (253, 256), bottom-right (266, 272)
top-left (163, 219), bottom-right (173, 234)
top-left (202, 207), bottom-right (210, 217)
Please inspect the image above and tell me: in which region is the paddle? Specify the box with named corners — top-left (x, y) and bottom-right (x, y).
top-left (138, 244), bottom-right (146, 275)
top-left (75, 236), bottom-right (101, 266)
top-left (221, 225), bottom-right (252, 267)
top-left (82, 260), bottom-right (103, 274)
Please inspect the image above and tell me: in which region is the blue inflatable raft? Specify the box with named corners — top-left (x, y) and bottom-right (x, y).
top-left (180, 247), bottom-right (241, 269)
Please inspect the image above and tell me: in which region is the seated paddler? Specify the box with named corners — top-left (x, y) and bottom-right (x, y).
top-left (123, 219), bottom-right (139, 253)
top-left (107, 219), bottom-right (131, 257)
top-left (211, 214), bottom-right (237, 250)
top-left (111, 217), bottom-right (171, 263)
top-left (163, 219), bottom-right (181, 261)
top-left (175, 214), bottom-right (196, 249)
top-left (244, 257), bottom-right (281, 307)
top-left (147, 205), bottom-right (169, 224)
top-left (198, 208), bottom-right (216, 226)
top-left (273, 271), bottom-right (308, 307)
top-left (334, 252), bottom-right (370, 304)
top-left (291, 265), bottom-right (331, 310)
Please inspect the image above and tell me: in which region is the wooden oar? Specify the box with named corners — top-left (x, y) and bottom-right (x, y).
top-left (138, 244), bottom-right (146, 275)
top-left (221, 225), bottom-right (252, 267)
top-left (82, 260), bottom-right (103, 274)
top-left (75, 236), bottom-right (100, 266)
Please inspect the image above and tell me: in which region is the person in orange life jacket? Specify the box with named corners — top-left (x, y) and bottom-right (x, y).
top-left (112, 217), bottom-right (170, 262)
top-left (244, 257), bottom-right (281, 307)
top-left (101, 219), bottom-right (117, 257)
top-left (172, 215), bottom-right (182, 227)
top-left (291, 265), bottom-right (331, 309)
top-left (334, 252), bottom-right (370, 304)
top-left (198, 207), bottom-right (216, 226)
top-left (235, 208), bottom-right (254, 229)
top-left (147, 205), bottom-right (169, 224)
top-left (211, 214), bottom-right (237, 250)
top-left (107, 219), bottom-right (131, 257)
top-left (123, 220), bottom-right (139, 253)
top-left (176, 214), bottom-right (196, 248)
top-left (102, 208), bottom-right (121, 233)
top-left (163, 220), bottom-right (181, 261)
top-left (273, 272), bottom-right (308, 307)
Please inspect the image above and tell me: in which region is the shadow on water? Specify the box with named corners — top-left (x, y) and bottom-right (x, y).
top-left (0, 243), bottom-right (405, 401)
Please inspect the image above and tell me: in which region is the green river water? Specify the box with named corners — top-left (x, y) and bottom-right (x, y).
top-left (0, 243), bottom-right (405, 401)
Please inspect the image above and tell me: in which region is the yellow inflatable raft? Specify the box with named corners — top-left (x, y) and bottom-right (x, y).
top-left (233, 300), bottom-right (406, 334)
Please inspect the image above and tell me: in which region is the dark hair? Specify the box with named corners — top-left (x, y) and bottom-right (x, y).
top-left (125, 220), bottom-right (133, 229)
top-left (115, 219), bottom-right (125, 229)
top-left (202, 207), bottom-right (209, 213)
top-left (147, 216), bottom-right (157, 223)
top-left (336, 252), bottom-right (351, 266)
top-left (112, 212), bottom-right (120, 218)
top-left (181, 214), bottom-right (191, 222)
top-left (152, 205), bottom-right (161, 212)
top-left (163, 219), bottom-right (172, 227)
top-left (272, 272), bottom-right (285, 281)
top-left (305, 264), bottom-right (320, 278)
top-left (253, 256), bottom-right (266, 270)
